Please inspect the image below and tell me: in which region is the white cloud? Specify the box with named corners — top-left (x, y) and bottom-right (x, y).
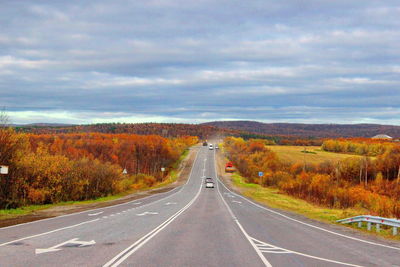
top-left (0, 56), bottom-right (51, 69)
top-left (332, 77), bottom-right (397, 85)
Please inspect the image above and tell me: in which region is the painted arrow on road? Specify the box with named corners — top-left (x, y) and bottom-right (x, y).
top-left (136, 211), bottom-right (159, 216)
top-left (165, 202), bottom-right (177, 205)
top-left (232, 200), bottom-right (242, 204)
top-left (35, 238), bottom-right (96, 254)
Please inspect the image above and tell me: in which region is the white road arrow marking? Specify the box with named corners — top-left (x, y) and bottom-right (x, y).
top-left (232, 200), bottom-right (242, 204)
top-left (35, 238), bottom-right (96, 254)
top-left (165, 202), bottom-right (177, 205)
top-left (88, 211), bottom-right (104, 216)
top-left (136, 211), bottom-right (159, 216)
top-left (132, 202), bottom-right (142, 205)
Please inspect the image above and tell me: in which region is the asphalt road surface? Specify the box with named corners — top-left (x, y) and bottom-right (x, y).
top-left (1, 145), bottom-right (399, 266)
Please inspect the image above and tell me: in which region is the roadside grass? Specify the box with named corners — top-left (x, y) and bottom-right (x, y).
top-left (0, 148), bottom-right (191, 221)
top-left (0, 204), bottom-right (53, 219)
top-left (229, 173), bottom-right (400, 241)
top-left (152, 148), bottom-right (189, 189)
top-left (230, 173), bottom-right (361, 222)
top-left (0, 192), bottom-right (138, 220)
top-left (267, 145), bottom-right (366, 164)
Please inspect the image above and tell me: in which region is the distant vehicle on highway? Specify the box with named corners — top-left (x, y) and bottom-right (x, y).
top-left (203, 141), bottom-right (208, 146)
top-left (215, 145), bottom-right (219, 149)
top-left (225, 162), bottom-right (235, 173)
top-left (205, 177), bottom-right (213, 183)
top-left (209, 144), bottom-right (213, 150)
top-left (205, 181), bottom-right (214, 188)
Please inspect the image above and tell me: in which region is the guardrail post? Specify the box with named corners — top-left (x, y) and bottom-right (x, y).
top-left (337, 215), bottom-right (400, 236)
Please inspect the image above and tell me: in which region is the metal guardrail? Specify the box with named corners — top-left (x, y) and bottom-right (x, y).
top-left (337, 215), bottom-right (400, 236)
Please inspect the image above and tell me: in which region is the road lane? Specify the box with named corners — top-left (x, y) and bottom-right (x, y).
top-left (216, 154), bottom-right (400, 266)
top-left (1, 142), bottom-right (400, 267)
top-left (0, 146), bottom-right (205, 266)
top-left (0, 169), bottom-right (184, 245)
top-left (120, 147), bottom-right (263, 266)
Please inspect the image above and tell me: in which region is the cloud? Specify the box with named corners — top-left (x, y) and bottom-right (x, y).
top-left (0, 56), bottom-right (51, 69)
top-left (0, 0), bottom-right (399, 125)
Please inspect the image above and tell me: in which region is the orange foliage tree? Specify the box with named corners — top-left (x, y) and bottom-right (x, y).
top-left (224, 137), bottom-right (400, 218)
top-left (0, 129), bottom-right (197, 208)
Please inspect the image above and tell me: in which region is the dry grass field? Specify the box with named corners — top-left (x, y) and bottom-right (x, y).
top-left (266, 145), bottom-right (365, 164)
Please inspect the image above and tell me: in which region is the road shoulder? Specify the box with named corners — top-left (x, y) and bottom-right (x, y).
top-left (0, 146), bottom-right (199, 228)
top-left (215, 150), bottom-right (400, 244)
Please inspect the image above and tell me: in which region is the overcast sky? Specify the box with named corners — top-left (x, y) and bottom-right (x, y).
top-left (1, 0), bottom-right (400, 125)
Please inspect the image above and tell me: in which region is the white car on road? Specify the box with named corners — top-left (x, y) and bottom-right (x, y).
top-left (205, 181), bottom-right (214, 188)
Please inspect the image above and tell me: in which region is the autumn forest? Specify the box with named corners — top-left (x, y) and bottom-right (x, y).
top-left (224, 137), bottom-right (400, 218)
top-left (0, 127), bottom-right (197, 209)
top-left (2, 121), bottom-right (400, 220)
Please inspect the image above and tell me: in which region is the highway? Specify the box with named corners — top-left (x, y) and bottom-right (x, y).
top-left (0, 145), bottom-right (400, 266)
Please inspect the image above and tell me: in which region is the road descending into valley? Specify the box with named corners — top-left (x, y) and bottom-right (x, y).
top-left (1, 145), bottom-right (399, 266)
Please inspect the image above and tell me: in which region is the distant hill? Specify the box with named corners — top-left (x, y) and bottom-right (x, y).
top-left (14, 122), bottom-right (239, 139)
top-left (202, 121), bottom-right (400, 138)
top-left (13, 121), bottom-right (400, 139)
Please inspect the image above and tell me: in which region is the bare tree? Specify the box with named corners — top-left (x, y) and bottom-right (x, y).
top-left (0, 108), bottom-right (10, 127)
top-left (364, 156), bottom-right (369, 187)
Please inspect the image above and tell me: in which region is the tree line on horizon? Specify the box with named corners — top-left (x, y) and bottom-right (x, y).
top-left (321, 138), bottom-right (397, 156)
top-left (15, 122), bottom-right (237, 140)
top-left (204, 121), bottom-right (400, 138)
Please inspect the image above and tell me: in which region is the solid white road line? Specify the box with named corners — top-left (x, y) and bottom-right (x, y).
top-left (214, 151), bottom-right (364, 267)
top-left (0, 219), bottom-right (99, 247)
top-left (103, 160), bottom-right (204, 267)
top-left (0, 147), bottom-right (201, 231)
top-left (0, 148), bottom-right (203, 247)
top-left (218, 178), bottom-right (400, 251)
top-left (213, 151), bottom-right (272, 267)
top-left (0, 186), bottom-right (180, 231)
